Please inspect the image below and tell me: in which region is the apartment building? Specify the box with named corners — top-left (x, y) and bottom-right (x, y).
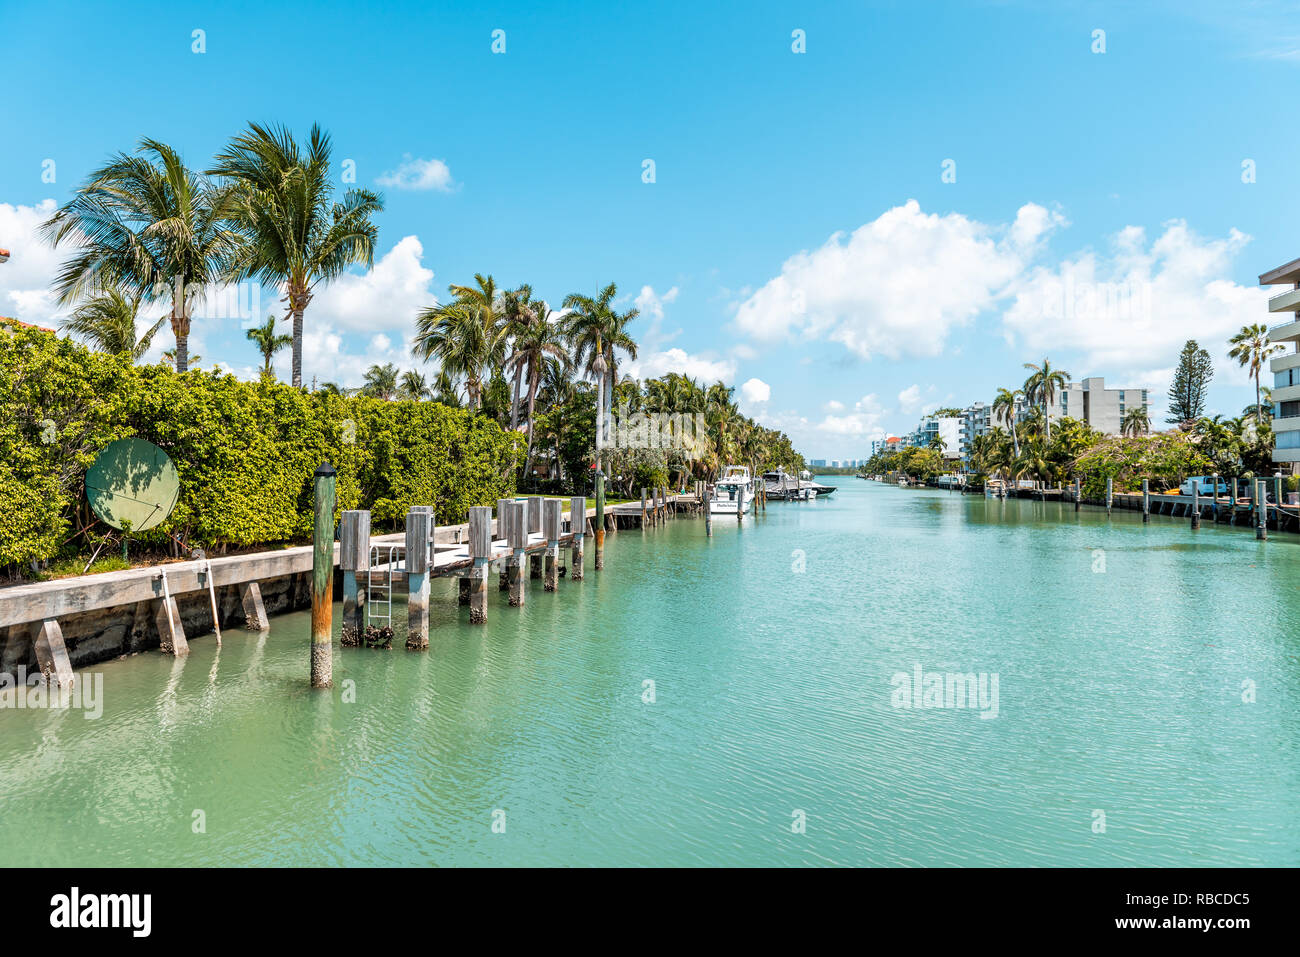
top-left (1015, 377), bottom-right (1146, 435)
top-left (958, 401), bottom-right (991, 464)
top-left (1262, 256), bottom-right (1300, 470)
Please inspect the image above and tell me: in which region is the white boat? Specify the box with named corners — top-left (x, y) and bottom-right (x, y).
top-left (710, 465), bottom-right (754, 514)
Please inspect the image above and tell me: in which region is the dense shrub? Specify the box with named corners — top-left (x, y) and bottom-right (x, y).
top-left (0, 326), bottom-right (523, 572)
top-left (1073, 433), bottom-right (1213, 499)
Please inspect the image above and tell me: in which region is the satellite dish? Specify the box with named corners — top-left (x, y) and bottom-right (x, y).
top-left (85, 438), bottom-right (180, 532)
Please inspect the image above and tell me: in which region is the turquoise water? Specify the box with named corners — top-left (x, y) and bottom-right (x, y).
top-left (1, 477), bottom-right (1298, 866)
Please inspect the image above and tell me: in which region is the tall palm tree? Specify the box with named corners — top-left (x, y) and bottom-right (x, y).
top-left (431, 370), bottom-right (462, 408)
top-left (162, 347), bottom-right (201, 369)
top-left (43, 138), bottom-right (239, 373)
top-left (210, 123), bottom-right (384, 388)
top-left (499, 283), bottom-right (537, 431)
top-left (561, 282), bottom-right (640, 451)
top-left (1121, 406), bottom-right (1150, 437)
top-left (992, 387), bottom-right (1022, 458)
top-left (245, 314), bottom-right (292, 375)
top-left (1021, 358), bottom-right (1071, 442)
top-left (60, 287), bottom-right (165, 362)
top-left (399, 370), bottom-right (431, 401)
top-left (506, 304), bottom-right (570, 476)
top-left (1228, 323), bottom-right (1285, 423)
top-left (412, 302), bottom-right (505, 411)
top-left (361, 362), bottom-right (399, 400)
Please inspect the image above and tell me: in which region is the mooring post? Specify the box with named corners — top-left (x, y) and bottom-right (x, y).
top-left (1105, 476), bottom-right (1113, 515)
top-left (405, 508), bottom-right (432, 650)
top-left (508, 501), bottom-right (528, 605)
top-left (1256, 479), bottom-right (1268, 541)
top-left (32, 618), bottom-right (74, 689)
top-left (705, 488), bottom-right (713, 537)
top-left (468, 506), bottom-right (492, 623)
top-left (1275, 474), bottom-right (1283, 529)
top-left (1249, 477), bottom-right (1257, 530)
top-left (1073, 476), bottom-right (1081, 512)
top-left (153, 569), bottom-right (189, 656)
top-left (1142, 479), bottom-right (1150, 523)
top-left (595, 472), bottom-right (606, 570)
top-left (528, 495), bottom-right (544, 579)
top-left (1191, 484), bottom-right (1201, 530)
top-left (1212, 473), bottom-right (1220, 521)
top-left (569, 496), bottom-right (586, 581)
top-left (310, 462), bottom-right (336, 688)
top-left (641, 487), bottom-right (648, 527)
top-left (497, 498), bottom-right (515, 591)
top-left (543, 499), bottom-right (563, 591)
top-left (340, 509), bottom-right (370, 645)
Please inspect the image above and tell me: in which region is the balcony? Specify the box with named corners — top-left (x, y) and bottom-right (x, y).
top-left (1268, 286), bottom-right (1300, 314)
top-left (1269, 315), bottom-right (1300, 344)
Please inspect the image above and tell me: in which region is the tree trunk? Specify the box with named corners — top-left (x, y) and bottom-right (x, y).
top-left (171, 307), bottom-right (189, 373)
top-left (510, 363), bottom-right (523, 431)
top-left (292, 308), bottom-right (304, 389)
top-left (523, 368), bottom-right (540, 478)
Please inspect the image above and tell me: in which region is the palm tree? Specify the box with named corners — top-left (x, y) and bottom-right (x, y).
top-left (210, 123), bottom-right (384, 388)
top-left (361, 362), bottom-right (399, 400)
top-left (412, 301), bottom-right (505, 411)
top-left (398, 370), bottom-right (431, 401)
top-left (1228, 324), bottom-right (1284, 423)
top-left (992, 388), bottom-right (1022, 459)
top-left (506, 303), bottom-right (570, 476)
top-left (499, 283), bottom-right (537, 430)
top-left (60, 287), bottom-right (165, 362)
top-left (43, 138), bottom-right (239, 373)
top-left (162, 348), bottom-right (201, 369)
top-left (1022, 358), bottom-right (1071, 442)
top-left (562, 282), bottom-right (640, 458)
top-left (245, 314), bottom-right (292, 375)
top-left (1121, 406), bottom-right (1150, 437)
top-left (430, 369), bottom-right (463, 408)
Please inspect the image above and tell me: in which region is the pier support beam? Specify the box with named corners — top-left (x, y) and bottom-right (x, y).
top-left (153, 569), bottom-right (189, 656)
top-left (405, 508), bottom-right (433, 650)
top-left (1257, 480), bottom-right (1268, 541)
top-left (32, 618), bottom-right (74, 689)
top-left (458, 577), bottom-right (471, 605)
top-left (310, 462), bottom-right (336, 688)
top-left (1074, 476), bottom-right (1081, 512)
top-left (570, 496), bottom-right (586, 581)
top-left (508, 501), bottom-right (528, 606)
top-left (340, 509), bottom-right (370, 645)
top-left (543, 499), bottom-right (563, 591)
top-left (1191, 487), bottom-right (1201, 530)
top-left (528, 496), bottom-right (544, 578)
top-left (468, 506), bottom-right (492, 624)
top-left (1106, 477), bottom-right (1113, 516)
top-left (1142, 480), bottom-right (1150, 523)
top-left (239, 581), bottom-right (269, 631)
top-left (595, 472), bottom-right (606, 570)
top-left (497, 499), bottom-right (515, 591)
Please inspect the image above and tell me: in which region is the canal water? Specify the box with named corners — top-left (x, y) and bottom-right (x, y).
top-left (2, 478), bottom-right (1298, 866)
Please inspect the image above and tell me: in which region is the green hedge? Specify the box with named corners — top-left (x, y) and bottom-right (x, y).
top-left (0, 326), bottom-right (524, 570)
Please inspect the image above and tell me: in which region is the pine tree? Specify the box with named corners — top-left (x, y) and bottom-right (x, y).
top-left (1166, 340), bottom-right (1213, 427)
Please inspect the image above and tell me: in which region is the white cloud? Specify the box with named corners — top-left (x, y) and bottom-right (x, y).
top-left (376, 156), bottom-right (456, 192)
top-left (815, 394), bottom-right (887, 438)
top-left (0, 199), bottom-right (63, 326)
top-left (740, 377), bottom-right (771, 405)
top-left (897, 384), bottom-right (923, 415)
top-left (626, 347), bottom-right (735, 383)
top-left (310, 235), bottom-right (437, 334)
top-left (824, 399), bottom-right (845, 412)
top-left (733, 200), bottom-right (1064, 358)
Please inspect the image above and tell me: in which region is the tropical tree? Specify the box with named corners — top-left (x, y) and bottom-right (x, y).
top-left (499, 283), bottom-right (537, 430)
top-left (43, 138), bottom-right (239, 373)
top-left (398, 370), bottom-right (430, 401)
top-left (361, 362), bottom-right (399, 400)
top-left (1167, 339), bottom-right (1213, 426)
top-left (1021, 358), bottom-right (1071, 442)
top-left (245, 314), bottom-right (292, 375)
top-left (430, 369), bottom-right (462, 408)
top-left (562, 282), bottom-right (639, 465)
top-left (162, 348), bottom-right (201, 369)
top-left (413, 301), bottom-right (505, 411)
top-left (1121, 405), bottom-right (1150, 437)
top-left (992, 387), bottom-right (1023, 458)
top-left (1228, 324), bottom-right (1284, 423)
top-left (506, 303), bottom-right (570, 476)
top-left (60, 287), bottom-right (165, 362)
top-left (210, 123), bottom-right (384, 388)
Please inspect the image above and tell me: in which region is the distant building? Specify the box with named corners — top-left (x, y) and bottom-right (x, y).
top-left (959, 402), bottom-right (991, 464)
top-left (1262, 256), bottom-right (1300, 470)
top-left (809, 459), bottom-right (827, 468)
top-left (1015, 377), bottom-right (1145, 436)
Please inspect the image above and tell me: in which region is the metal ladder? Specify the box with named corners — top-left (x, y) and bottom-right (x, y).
top-left (365, 544), bottom-right (402, 629)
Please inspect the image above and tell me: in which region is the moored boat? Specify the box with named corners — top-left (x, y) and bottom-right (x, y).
top-left (711, 465), bottom-right (754, 514)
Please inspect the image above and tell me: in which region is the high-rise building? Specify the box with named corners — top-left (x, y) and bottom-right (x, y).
top-left (1262, 256), bottom-right (1300, 470)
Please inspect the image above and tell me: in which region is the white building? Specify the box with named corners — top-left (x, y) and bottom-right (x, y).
top-left (1016, 377), bottom-right (1146, 435)
top-left (1262, 256), bottom-right (1300, 469)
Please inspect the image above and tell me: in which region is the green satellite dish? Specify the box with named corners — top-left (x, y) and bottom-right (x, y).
top-left (85, 438), bottom-right (180, 532)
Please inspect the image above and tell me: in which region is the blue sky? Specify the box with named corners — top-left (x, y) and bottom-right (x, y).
top-left (2, 0), bottom-right (1298, 458)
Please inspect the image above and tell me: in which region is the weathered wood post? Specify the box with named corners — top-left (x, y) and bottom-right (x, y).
top-left (640, 487), bottom-right (648, 527)
top-left (528, 495), bottom-right (544, 579)
top-left (1191, 484), bottom-right (1201, 530)
top-left (1274, 474), bottom-right (1284, 530)
top-left (468, 506), bottom-right (492, 623)
top-left (1105, 476), bottom-right (1113, 515)
top-left (1256, 479), bottom-right (1268, 541)
top-left (569, 496), bottom-right (586, 581)
top-left (595, 472), bottom-right (606, 570)
top-left (705, 487), bottom-right (713, 537)
top-left (737, 485), bottom-right (744, 523)
top-left (1249, 476), bottom-right (1257, 530)
top-left (239, 582), bottom-right (269, 631)
top-left (405, 508), bottom-right (432, 650)
top-left (32, 618), bottom-right (74, 689)
top-left (1073, 476), bottom-right (1081, 512)
top-left (543, 499), bottom-right (563, 591)
top-left (1141, 479), bottom-right (1150, 523)
top-left (508, 501), bottom-right (528, 606)
top-left (310, 462), bottom-right (336, 688)
top-left (1212, 473), bottom-right (1220, 521)
top-left (497, 498), bottom-right (515, 591)
top-left (340, 509), bottom-right (370, 645)
top-left (1229, 475), bottom-right (1237, 525)
top-left (153, 569), bottom-right (188, 655)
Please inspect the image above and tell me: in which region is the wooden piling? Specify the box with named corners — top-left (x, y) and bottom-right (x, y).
top-left (1211, 473), bottom-right (1220, 521)
top-left (543, 499), bottom-right (563, 591)
top-left (1256, 480), bottom-right (1268, 541)
top-left (340, 509), bottom-right (370, 645)
top-left (569, 496), bottom-right (586, 581)
top-left (1191, 485), bottom-right (1200, 530)
top-left (595, 472), bottom-right (606, 570)
top-left (641, 487), bottom-right (648, 527)
top-left (1142, 479), bottom-right (1150, 523)
top-left (497, 499), bottom-right (515, 590)
top-left (508, 501), bottom-right (528, 605)
top-left (468, 506), bottom-right (492, 623)
top-left (528, 496), bottom-right (545, 578)
top-left (310, 462), bottom-right (336, 688)
top-left (405, 508), bottom-right (432, 649)
top-left (1073, 476), bottom-right (1080, 512)
top-left (1105, 476), bottom-right (1113, 515)
top-left (705, 489), bottom-right (712, 536)
top-left (153, 569), bottom-right (189, 655)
